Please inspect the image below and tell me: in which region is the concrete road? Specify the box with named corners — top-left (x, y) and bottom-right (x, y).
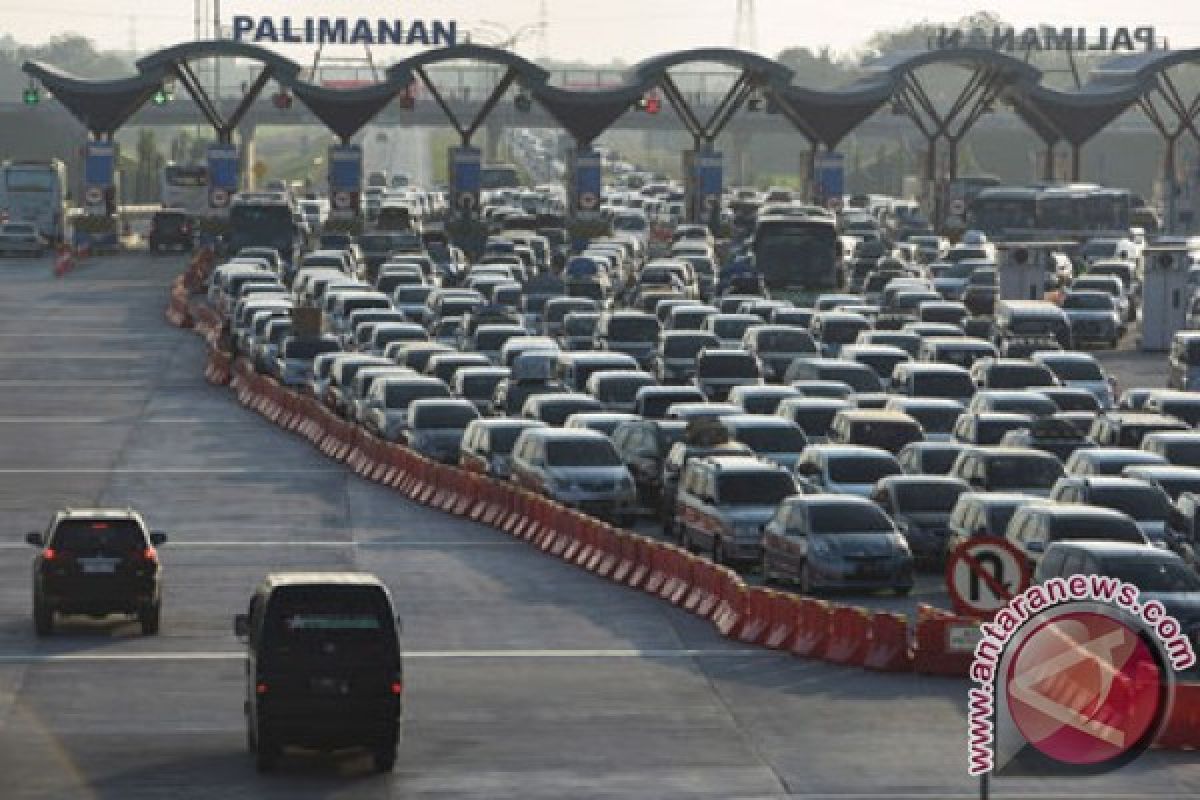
top-left (0, 254), bottom-right (1197, 798)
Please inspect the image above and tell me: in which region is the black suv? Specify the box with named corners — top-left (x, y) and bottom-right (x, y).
top-left (26, 509), bottom-right (167, 636)
top-left (148, 210), bottom-right (194, 252)
top-left (236, 573), bottom-right (404, 773)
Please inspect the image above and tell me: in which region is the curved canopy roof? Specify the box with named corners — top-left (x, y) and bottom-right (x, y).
top-left (21, 40), bottom-right (1176, 149)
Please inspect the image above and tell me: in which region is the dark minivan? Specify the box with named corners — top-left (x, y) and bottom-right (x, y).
top-left (236, 573), bottom-right (404, 773)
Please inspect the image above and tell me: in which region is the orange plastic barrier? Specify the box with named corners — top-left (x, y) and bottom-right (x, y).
top-left (642, 542), bottom-right (670, 595)
top-left (737, 588), bottom-right (775, 645)
top-left (863, 612), bottom-right (913, 672)
top-left (912, 604), bottom-right (977, 678)
top-left (822, 606), bottom-right (871, 667)
top-left (657, 547), bottom-right (687, 602)
top-left (610, 531), bottom-right (637, 584)
top-left (593, 525), bottom-right (621, 578)
top-left (791, 598), bottom-right (832, 658)
top-left (763, 592), bottom-right (802, 650)
top-left (712, 568), bottom-right (746, 636)
top-left (626, 536), bottom-right (651, 589)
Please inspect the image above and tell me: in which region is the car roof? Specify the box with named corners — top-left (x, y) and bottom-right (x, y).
top-left (262, 572), bottom-right (387, 590)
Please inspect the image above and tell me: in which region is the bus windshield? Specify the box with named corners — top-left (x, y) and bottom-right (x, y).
top-left (752, 217), bottom-right (838, 291)
top-left (4, 168), bottom-right (56, 191)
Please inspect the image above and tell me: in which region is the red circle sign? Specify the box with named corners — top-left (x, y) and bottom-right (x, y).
top-left (1005, 609), bottom-right (1164, 767)
top-left (945, 536), bottom-right (1031, 618)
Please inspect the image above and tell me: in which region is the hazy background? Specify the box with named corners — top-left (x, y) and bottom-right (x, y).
top-left (1, 0), bottom-right (1195, 63)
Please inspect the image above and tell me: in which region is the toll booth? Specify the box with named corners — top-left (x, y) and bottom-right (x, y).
top-left (448, 146), bottom-right (482, 217)
top-left (997, 242), bottom-right (1069, 301)
top-left (83, 141), bottom-right (117, 216)
top-left (683, 149), bottom-right (722, 229)
top-left (327, 144), bottom-right (363, 221)
top-left (207, 144), bottom-right (240, 213)
top-left (1141, 245), bottom-right (1193, 351)
top-left (568, 147), bottom-right (602, 218)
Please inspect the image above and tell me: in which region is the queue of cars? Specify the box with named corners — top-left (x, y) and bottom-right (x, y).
top-left (206, 207), bottom-right (1200, 609)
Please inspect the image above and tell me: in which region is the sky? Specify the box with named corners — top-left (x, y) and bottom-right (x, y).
top-left (2, 0), bottom-right (1196, 64)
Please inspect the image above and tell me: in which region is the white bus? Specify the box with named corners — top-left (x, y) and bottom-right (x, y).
top-left (0, 159), bottom-right (67, 241)
top-left (160, 164), bottom-right (209, 215)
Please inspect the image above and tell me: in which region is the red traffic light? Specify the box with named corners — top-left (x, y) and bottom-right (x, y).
top-left (271, 91), bottom-right (293, 110)
top-left (638, 92), bottom-right (661, 114)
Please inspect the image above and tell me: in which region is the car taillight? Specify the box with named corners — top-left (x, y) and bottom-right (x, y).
top-left (390, 681), bottom-right (403, 695)
top-left (256, 682), bottom-right (269, 695)
top-left (141, 546), bottom-right (158, 563)
top-left (42, 547), bottom-right (57, 561)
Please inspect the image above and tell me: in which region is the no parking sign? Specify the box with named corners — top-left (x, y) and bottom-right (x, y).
top-left (945, 537), bottom-right (1031, 618)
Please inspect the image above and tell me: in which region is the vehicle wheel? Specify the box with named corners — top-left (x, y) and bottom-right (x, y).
top-left (139, 603), bottom-right (161, 636)
top-left (255, 729), bottom-right (281, 773)
top-left (33, 596), bottom-right (53, 637)
top-left (373, 737), bottom-right (398, 773)
top-left (798, 563), bottom-right (813, 595)
top-left (894, 585), bottom-right (913, 597)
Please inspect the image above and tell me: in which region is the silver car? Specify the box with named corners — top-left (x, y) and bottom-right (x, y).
top-left (510, 428), bottom-right (637, 522)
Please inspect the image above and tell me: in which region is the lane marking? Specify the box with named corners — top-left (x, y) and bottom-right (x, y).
top-left (0, 648), bottom-right (772, 664)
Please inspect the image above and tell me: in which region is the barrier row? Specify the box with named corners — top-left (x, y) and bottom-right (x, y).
top-left (172, 290), bottom-right (1200, 750)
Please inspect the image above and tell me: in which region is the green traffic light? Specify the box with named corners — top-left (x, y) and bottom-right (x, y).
top-left (22, 87), bottom-right (39, 106)
top-left (151, 88), bottom-right (171, 106)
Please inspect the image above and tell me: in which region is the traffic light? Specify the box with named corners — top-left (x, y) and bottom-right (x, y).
top-left (638, 91), bottom-right (660, 114)
top-left (151, 88), bottom-right (172, 105)
top-left (271, 91), bottom-right (293, 110)
top-left (22, 86), bottom-right (39, 106)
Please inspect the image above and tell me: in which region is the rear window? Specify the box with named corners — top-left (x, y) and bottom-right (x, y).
top-left (385, 383), bottom-right (449, 407)
top-left (713, 318), bottom-right (755, 339)
top-left (756, 330), bottom-right (816, 353)
top-left (665, 336), bottom-right (714, 358)
top-left (823, 366), bottom-right (882, 393)
top-left (51, 519), bottom-right (145, 552)
top-left (262, 586), bottom-right (396, 660)
top-left (913, 373), bottom-right (973, 397)
top-left (989, 365), bottom-right (1056, 388)
top-left (1090, 487), bottom-right (1170, 521)
top-left (1044, 359), bottom-right (1103, 381)
top-left (394, 287), bottom-right (433, 304)
top-left (1053, 516), bottom-right (1144, 543)
top-left (987, 455), bottom-right (1063, 489)
top-left (564, 315), bottom-right (598, 336)
top-left (717, 472), bottom-right (796, 505)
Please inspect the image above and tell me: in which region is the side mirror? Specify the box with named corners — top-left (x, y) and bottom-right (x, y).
top-left (25, 531), bottom-right (41, 547)
top-left (149, 531), bottom-right (168, 546)
top-left (234, 614), bottom-right (250, 640)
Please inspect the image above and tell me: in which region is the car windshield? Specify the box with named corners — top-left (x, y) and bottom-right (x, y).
top-left (547, 439), bottom-right (621, 467)
top-left (906, 407), bottom-right (961, 433)
top-left (1055, 517), bottom-right (1144, 542)
top-left (284, 339), bottom-right (338, 359)
top-left (609, 317), bottom-right (659, 341)
top-left (564, 316), bottom-right (598, 337)
top-left (1102, 558), bottom-right (1200, 592)
top-left (664, 336), bottom-right (713, 358)
top-left (51, 519), bottom-right (144, 552)
top-left (1091, 488), bottom-right (1170, 521)
top-left (757, 330), bottom-right (815, 353)
top-left (829, 455), bottom-right (900, 483)
top-left (894, 483), bottom-right (965, 513)
top-left (824, 367), bottom-right (881, 393)
top-left (385, 383), bottom-right (448, 407)
top-left (988, 455), bottom-right (1063, 489)
top-left (714, 318), bottom-right (755, 339)
top-left (787, 407), bottom-right (842, 437)
top-left (700, 354), bottom-right (759, 378)
top-left (914, 374), bottom-right (974, 398)
top-left (597, 378), bottom-right (650, 402)
top-left (808, 504), bottom-right (893, 533)
top-left (822, 320), bottom-right (867, 343)
top-left (990, 366), bottom-right (1054, 388)
top-left (413, 406), bottom-right (477, 429)
top-left (733, 426), bottom-right (807, 453)
top-left (394, 288), bottom-right (432, 304)
top-left (1063, 293), bottom-right (1115, 311)
top-left (717, 472), bottom-right (795, 505)
top-left (1045, 359), bottom-right (1103, 381)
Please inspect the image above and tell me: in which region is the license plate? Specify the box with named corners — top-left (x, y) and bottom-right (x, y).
top-left (311, 677), bottom-right (348, 695)
top-left (80, 558), bottom-right (117, 574)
